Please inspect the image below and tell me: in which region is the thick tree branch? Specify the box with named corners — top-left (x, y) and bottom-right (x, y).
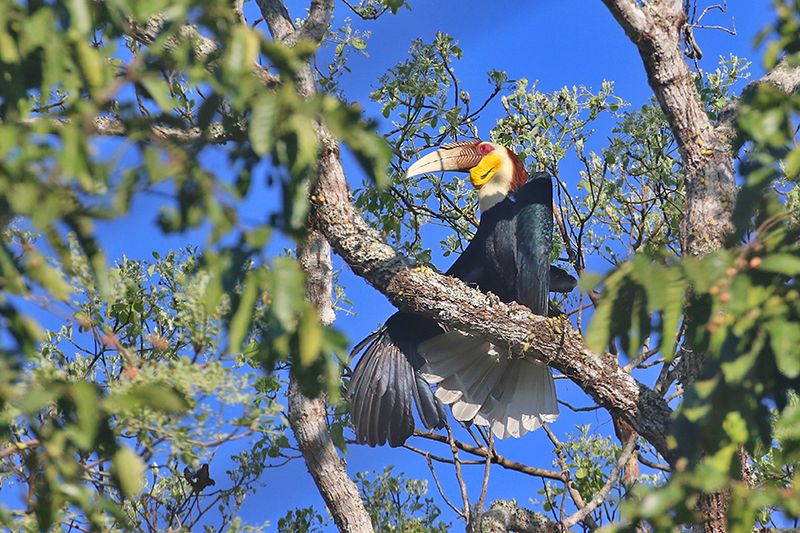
top-left (715, 58), bottom-right (800, 145)
top-left (255, 0), bottom-right (295, 42)
top-left (256, 0), bottom-right (334, 47)
top-left (479, 500), bottom-right (560, 533)
top-left (600, 0), bottom-right (650, 36)
top-left (129, 13), bottom-right (280, 87)
top-left (24, 116), bottom-right (232, 143)
top-left (258, 2), bottom-right (372, 531)
top-left (310, 125), bottom-right (676, 464)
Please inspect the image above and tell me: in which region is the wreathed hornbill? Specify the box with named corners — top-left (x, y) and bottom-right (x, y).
top-left (349, 141), bottom-right (576, 447)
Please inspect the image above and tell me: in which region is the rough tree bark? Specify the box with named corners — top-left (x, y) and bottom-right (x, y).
top-left (291, 233), bottom-right (374, 532)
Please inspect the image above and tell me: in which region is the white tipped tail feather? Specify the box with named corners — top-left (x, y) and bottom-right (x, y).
top-left (418, 331), bottom-right (558, 439)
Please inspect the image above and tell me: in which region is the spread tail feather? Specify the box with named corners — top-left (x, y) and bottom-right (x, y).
top-left (419, 330), bottom-right (558, 439)
top-left (349, 326), bottom-right (446, 447)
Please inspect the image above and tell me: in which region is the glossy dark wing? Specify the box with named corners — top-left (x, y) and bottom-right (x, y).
top-left (446, 195), bottom-right (516, 293)
top-left (444, 221), bottom-right (487, 285)
top-left (349, 312), bottom-right (446, 447)
top-left (514, 173), bottom-right (553, 315)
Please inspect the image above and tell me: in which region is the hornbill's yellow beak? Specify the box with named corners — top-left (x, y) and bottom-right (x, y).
top-left (404, 141), bottom-right (502, 190)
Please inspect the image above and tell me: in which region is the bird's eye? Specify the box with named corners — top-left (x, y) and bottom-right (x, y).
top-left (478, 143), bottom-right (495, 155)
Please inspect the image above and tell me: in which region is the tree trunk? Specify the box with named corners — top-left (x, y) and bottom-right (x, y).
top-left (697, 491), bottom-right (729, 533)
top-left (289, 232), bottom-right (374, 532)
top-left (253, 2), bottom-right (373, 529)
top-left (599, 1), bottom-right (737, 529)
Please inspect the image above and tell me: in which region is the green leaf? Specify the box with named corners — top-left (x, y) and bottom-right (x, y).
top-left (18, 385), bottom-right (61, 417)
top-left (659, 268), bottom-right (686, 359)
top-left (722, 411), bottom-right (748, 444)
top-left (75, 39), bottom-right (104, 92)
top-left (351, 38), bottom-right (367, 50)
top-left (759, 253), bottom-right (800, 276)
top-left (286, 114), bottom-right (318, 175)
top-left (298, 303), bottom-right (322, 367)
top-left (766, 319), bottom-right (800, 378)
top-left (140, 76), bottom-right (174, 112)
top-left (70, 382), bottom-right (100, 450)
top-left (0, 242), bottom-right (26, 294)
top-left (108, 384), bottom-right (190, 413)
top-left (68, 0), bottom-right (92, 35)
top-left (229, 271), bottom-right (259, 353)
top-left (585, 294), bottom-right (614, 354)
top-left (775, 404), bottom-right (800, 458)
top-left (227, 25), bottom-right (259, 75)
top-left (786, 146), bottom-right (800, 179)
top-left (346, 128), bottom-right (392, 187)
top-left (330, 423), bottom-right (348, 454)
top-left (250, 95), bottom-right (278, 156)
top-left (721, 332), bottom-right (762, 383)
top-left (578, 271), bottom-right (603, 293)
top-left (25, 252), bottom-right (71, 301)
top-left (112, 447), bottom-right (145, 499)
top-left (270, 257), bottom-right (305, 330)
top-left (244, 226), bottom-right (272, 249)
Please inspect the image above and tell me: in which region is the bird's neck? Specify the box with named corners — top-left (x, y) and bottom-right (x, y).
top-left (478, 180), bottom-right (511, 213)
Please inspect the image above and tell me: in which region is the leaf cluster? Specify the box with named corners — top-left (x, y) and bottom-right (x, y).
top-left (1, 246), bottom-right (286, 530)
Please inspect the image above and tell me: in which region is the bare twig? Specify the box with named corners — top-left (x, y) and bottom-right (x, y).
top-left (425, 453), bottom-right (464, 517)
top-left (413, 430), bottom-right (563, 481)
top-left (638, 455), bottom-right (671, 473)
top-left (475, 432), bottom-right (494, 531)
top-left (446, 424), bottom-right (471, 525)
top-left (0, 439), bottom-right (39, 460)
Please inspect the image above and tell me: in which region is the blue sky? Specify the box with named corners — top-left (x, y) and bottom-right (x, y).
top-left (1, 1), bottom-right (778, 530)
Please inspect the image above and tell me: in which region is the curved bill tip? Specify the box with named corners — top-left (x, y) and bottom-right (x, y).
top-left (404, 141), bottom-right (484, 180)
